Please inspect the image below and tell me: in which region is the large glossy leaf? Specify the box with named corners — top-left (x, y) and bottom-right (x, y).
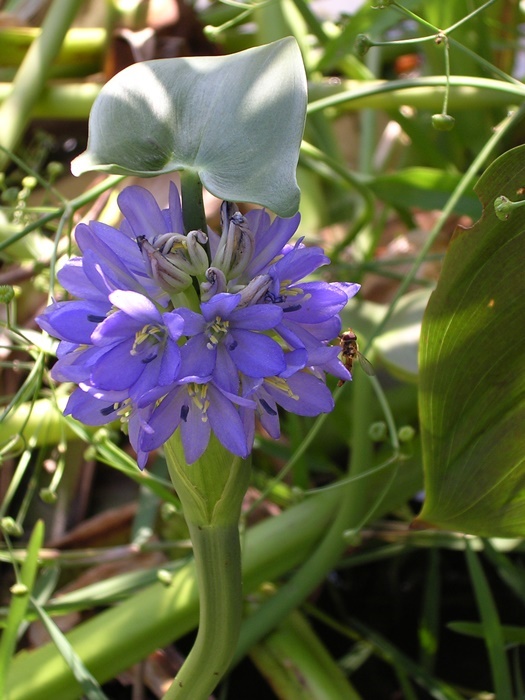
top-left (414, 145), bottom-right (525, 537)
top-left (71, 38), bottom-right (306, 217)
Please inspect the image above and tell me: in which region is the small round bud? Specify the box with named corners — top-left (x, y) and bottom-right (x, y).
top-left (343, 528), bottom-right (362, 546)
top-left (355, 34), bottom-right (372, 58)
top-left (432, 114), bottom-right (455, 131)
top-left (160, 502), bottom-right (179, 521)
top-left (1, 187), bottom-right (18, 204)
top-left (21, 176), bottom-right (37, 191)
top-left (398, 425), bottom-right (416, 443)
top-left (157, 569), bottom-right (173, 585)
top-left (494, 195), bottom-right (512, 221)
top-left (83, 446), bottom-right (97, 461)
top-left (46, 161), bottom-right (65, 180)
top-left (1, 517), bottom-right (24, 537)
top-left (39, 488), bottom-right (58, 504)
top-left (0, 285), bottom-right (15, 304)
top-left (10, 583), bottom-right (29, 596)
top-left (291, 486), bottom-right (305, 503)
top-left (369, 421), bottom-right (387, 442)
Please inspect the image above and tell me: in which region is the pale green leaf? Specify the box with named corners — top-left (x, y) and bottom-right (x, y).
top-left (72, 38), bottom-right (307, 217)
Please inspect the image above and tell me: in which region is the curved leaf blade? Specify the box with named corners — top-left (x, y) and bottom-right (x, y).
top-left (414, 144), bottom-right (525, 537)
top-left (71, 38), bottom-right (307, 217)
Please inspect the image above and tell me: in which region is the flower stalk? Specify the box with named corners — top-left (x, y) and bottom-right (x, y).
top-left (163, 432), bottom-right (251, 700)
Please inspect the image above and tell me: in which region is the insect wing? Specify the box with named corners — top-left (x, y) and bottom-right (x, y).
top-left (357, 351), bottom-right (375, 376)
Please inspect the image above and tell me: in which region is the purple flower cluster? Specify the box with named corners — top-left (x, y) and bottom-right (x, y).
top-left (38, 183), bottom-right (359, 467)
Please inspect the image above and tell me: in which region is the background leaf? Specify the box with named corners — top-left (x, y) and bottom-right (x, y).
top-left (414, 144), bottom-right (525, 537)
top-left (71, 38), bottom-right (306, 217)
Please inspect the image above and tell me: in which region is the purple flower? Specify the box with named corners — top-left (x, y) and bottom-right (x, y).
top-left (177, 292), bottom-right (286, 389)
top-left (37, 181), bottom-right (360, 468)
top-left (38, 290), bottom-right (184, 403)
top-left (138, 379), bottom-right (254, 464)
top-left (240, 351), bottom-right (335, 444)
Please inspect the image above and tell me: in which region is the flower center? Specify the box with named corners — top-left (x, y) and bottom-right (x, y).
top-left (131, 324), bottom-right (165, 360)
top-left (206, 316), bottom-right (230, 350)
top-left (265, 376), bottom-right (299, 401)
top-left (187, 383), bottom-right (210, 422)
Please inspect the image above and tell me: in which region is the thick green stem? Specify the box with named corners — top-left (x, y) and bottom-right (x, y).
top-left (163, 433), bottom-right (251, 700)
top-left (163, 522), bottom-right (242, 700)
top-left (0, 0), bottom-right (84, 170)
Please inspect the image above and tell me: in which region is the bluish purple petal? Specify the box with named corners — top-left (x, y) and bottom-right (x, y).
top-left (140, 391), bottom-right (183, 452)
top-left (177, 308), bottom-right (206, 335)
top-left (231, 303), bottom-right (283, 330)
top-left (228, 330), bottom-right (285, 377)
top-left (117, 186), bottom-right (169, 240)
top-left (180, 334), bottom-right (217, 377)
top-left (242, 210), bottom-right (300, 279)
top-left (201, 293), bottom-right (241, 321)
top-left (207, 385), bottom-right (250, 458)
top-left (213, 344), bottom-right (241, 394)
top-left (90, 339), bottom-right (145, 390)
top-left (163, 311), bottom-right (185, 340)
top-left (64, 387), bottom-right (118, 425)
top-left (109, 289), bottom-right (161, 321)
top-left (266, 371), bottom-right (335, 416)
top-left (37, 300), bottom-right (109, 343)
top-left (90, 310), bottom-right (139, 346)
top-left (181, 400), bottom-right (211, 464)
top-left (57, 258), bottom-right (107, 302)
top-left (158, 338), bottom-right (182, 385)
top-left (165, 181), bottom-right (185, 233)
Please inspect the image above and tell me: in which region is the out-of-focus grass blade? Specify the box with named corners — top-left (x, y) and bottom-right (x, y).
top-left (349, 617), bottom-right (463, 700)
top-left (0, 520), bottom-right (44, 699)
top-left (14, 565), bottom-right (60, 639)
top-left (418, 549), bottom-right (440, 673)
top-left (94, 436), bottom-right (178, 504)
top-left (448, 622), bottom-right (525, 646)
top-left (30, 596), bottom-right (110, 700)
top-left (249, 608), bottom-right (362, 699)
top-left (482, 539), bottom-right (525, 606)
top-left (464, 539), bottom-right (513, 697)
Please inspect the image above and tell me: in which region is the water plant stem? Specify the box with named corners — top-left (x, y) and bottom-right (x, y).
top-left (0, 0), bottom-right (84, 170)
top-left (163, 434), bottom-right (251, 700)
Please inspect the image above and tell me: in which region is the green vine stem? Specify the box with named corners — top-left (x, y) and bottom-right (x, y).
top-left (0, 0), bottom-right (84, 170)
top-left (163, 432), bottom-right (251, 700)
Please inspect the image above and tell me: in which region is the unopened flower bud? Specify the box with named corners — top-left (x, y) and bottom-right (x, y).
top-left (212, 201), bottom-right (254, 278)
top-left (432, 113), bottom-right (455, 131)
top-left (494, 195), bottom-right (513, 221)
top-left (355, 34), bottom-right (372, 58)
top-left (40, 488), bottom-right (58, 504)
top-left (238, 274), bottom-right (272, 306)
top-left (10, 583), bottom-right (29, 596)
top-left (201, 266), bottom-right (228, 301)
top-left (137, 236), bottom-right (193, 292)
top-left (369, 421), bottom-right (387, 442)
top-left (398, 425), bottom-right (416, 442)
top-left (0, 285), bottom-right (15, 304)
top-left (157, 569), bottom-right (173, 585)
top-left (1, 517), bottom-right (23, 537)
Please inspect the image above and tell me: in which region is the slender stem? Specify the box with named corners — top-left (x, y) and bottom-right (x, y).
top-left (163, 523), bottom-right (243, 700)
top-left (391, 0), bottom-right (522, 88)
top-left (180, 171), bottom-right (207, 235)
top-left (0, 0), bottom-right (84, 170)
top-left (362, 104), bottom-right (525, 354)
top-left (307, 76), bottom-right (525, 116)
top-left (441, 36), bottom-right (451, 116)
